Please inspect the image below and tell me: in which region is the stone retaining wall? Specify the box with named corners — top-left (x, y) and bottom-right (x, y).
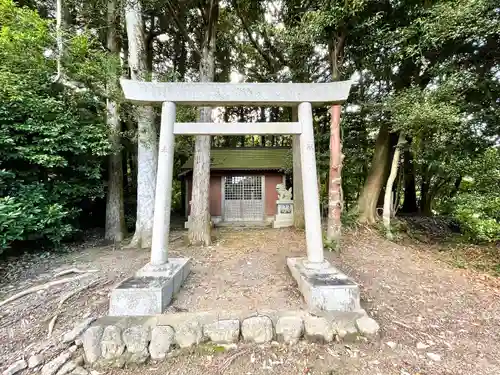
top-left (80, 309), bottom-right (379, 368)
top-left (2, 309), bottom-right (380, 375)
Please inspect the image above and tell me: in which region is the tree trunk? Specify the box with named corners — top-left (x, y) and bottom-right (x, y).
top-left (422, 173), bottom-right (448, 216)
top-left (178, 37), bottom-right (187, 79)
top-left (450, 176), bottom-right (462, 197)
top-left (421, 190), bottom-right (432, 215)
top-left (125, 0), bottom-right (158, 248)
top-left (357, 123), bottom-right (391, 223)
top-left (326, 105), bottom-right (342, 243)
top-left (326, 32), bottom-right (345, 246)
top-left (188, 1), bottom-right (219, 246)
top-left (401, 146), bottom-right (418, 213)
top-left (122, 144), bottom-right (129, 193)
top-left (124, 115), bottom-right (137, 191)
top-left (292, 107), bottom-right (304, 229)
top-left (420, 166), bottom-right (431, 215)
top-left (260, 107), bottom-right (266, 147)
top-left (383, 133), bottom-right (405, 239)
top-left (55, 0), bottom-right (63, 81)
top-left (377, 132), bottom-right (399, 208)
top-left (105, 0), bottom-right (126, 242)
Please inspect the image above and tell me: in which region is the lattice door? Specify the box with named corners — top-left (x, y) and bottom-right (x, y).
top-left (223, 176), bottom-right (264, 221)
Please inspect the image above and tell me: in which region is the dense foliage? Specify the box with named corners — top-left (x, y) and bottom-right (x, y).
top-left (0, 0), bottom-right (498, 251)
top-left (439, 148), bottom-right (500, 242)
top-left (0, 0), bottom-right (110, 252)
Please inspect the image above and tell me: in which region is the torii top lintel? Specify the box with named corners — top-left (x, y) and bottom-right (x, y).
top-left (120, 79), bottom-right (352, 106)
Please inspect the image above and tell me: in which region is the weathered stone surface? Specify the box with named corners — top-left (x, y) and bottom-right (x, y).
top-left (120, 79), bottom-right (353, 107)
top-left (287, 258), bottom-right (361, 312)
top-left (100, 326), bottom-right (125, 367)
top-left (417, 342), bottom-right (430, 350)
top-left (386, 341), bottom-right (397, 349)
top-left (355, 316), bottom-right (380, 337)
top-left (2, 360), bottom-right (27, 375)
top-left (110, 258), bottom-right (190, 317)
top-left (304, 316), bottom-right (334, 343)
top-left (203, 320), bottom-right (240, 344)
top-left (335, 321), bottom-right (358, 342)
top-left (28, 354), bottom-right (44, 368)
top-left (122, 325), bottom-right (150, 364)
top-left (273, 200), bottom-right (294, 228)
top-left (175, 321), bottom-right (202, 348)
top-left (275, 316), bottom-right (303, 344)
top-left (73, 356), bottom-right (84, 367)
top-left (63, 318), bottom-right (95, 343)
top-left (55, 361), bottom-right (76, 375)
top-left (426, 352), bottom-right (442, 362)
top-left (71, 367), bottom-right (89, 375)
top-left (149, 326), bottom-right (174, 360)
top-left (82, 326), bottom-right (103, 364)
top-left (136, 258), bottom-right (191, 296)
top-left (108, 277), bottom-right (173, 317)
top-left (241, 316), bottom-right (273, 344)
top-left (41, 347), bottom-right (76, 375)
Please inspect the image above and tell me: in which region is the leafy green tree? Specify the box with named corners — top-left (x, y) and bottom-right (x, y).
top-left (439, 148), bottom-right (500, 242)
top-left (0, 0), bottom-right (111, 251)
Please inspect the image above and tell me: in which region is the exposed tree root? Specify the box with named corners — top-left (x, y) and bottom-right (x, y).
top-left (47, 314), bottom-right (58, 337)
top-left (54, 268), bottom-right (97, 278)
top-left (47, 278), bottom-right (101, 336)
top-left (58, 279), bottom-right (101, 309)
top-left (0, 274), bottom-right (92, 308)
top-left (215, 348), bottom-right (251, 374)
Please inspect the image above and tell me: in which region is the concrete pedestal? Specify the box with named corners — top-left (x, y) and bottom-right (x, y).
top-left (273, 200), bottom-right (294, 228)
top-left (287, 257), bottom-right (360, 312)
top-left (109, 258), bottom-right (190, 316)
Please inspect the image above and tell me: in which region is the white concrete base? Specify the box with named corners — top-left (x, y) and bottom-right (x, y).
top-left (108, 258), bottom-right (190, 316)
top-left (272, 218), bottom-right (293, 228)
top-left (136, 258), bottom-right (191, 293)
top-left (287, 257), bottom-right (361, 312)
top-left (273, 199), bottom-right (293, 228)
top-left (187, 216), bottom-right (275, 228)
top-left (273, 200), bottom-right (294, 228)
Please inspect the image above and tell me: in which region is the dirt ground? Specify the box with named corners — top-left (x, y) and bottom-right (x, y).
top-left (1, 227), bottom-right (499, 375)
top-left (167, 228), bottom-right (306, 312)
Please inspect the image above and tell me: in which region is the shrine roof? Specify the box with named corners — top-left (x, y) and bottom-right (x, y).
top-left (180, 147), bottom-right (290, 174)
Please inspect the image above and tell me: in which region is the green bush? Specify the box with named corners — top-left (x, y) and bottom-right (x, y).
top-left (450, 193), bottom-right (500, 243)
top-left (436, 148), bottom-right (500, 243)
top-left (0, 186), bottom-right (73, 252)
top-left (0, 0), bottom-right (111, 252)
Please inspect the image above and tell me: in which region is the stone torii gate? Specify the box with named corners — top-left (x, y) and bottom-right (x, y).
top-left (109, 79), bottom-right (359, 316)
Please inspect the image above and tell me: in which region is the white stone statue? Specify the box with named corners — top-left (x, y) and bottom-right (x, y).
top-left (276, 183), bottom-right (292, 201)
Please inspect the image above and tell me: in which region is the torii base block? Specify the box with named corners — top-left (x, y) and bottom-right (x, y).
top-left (287, 257), bottom-right (361, 312)
top-left (108, 258), bottom-right (190, 316)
